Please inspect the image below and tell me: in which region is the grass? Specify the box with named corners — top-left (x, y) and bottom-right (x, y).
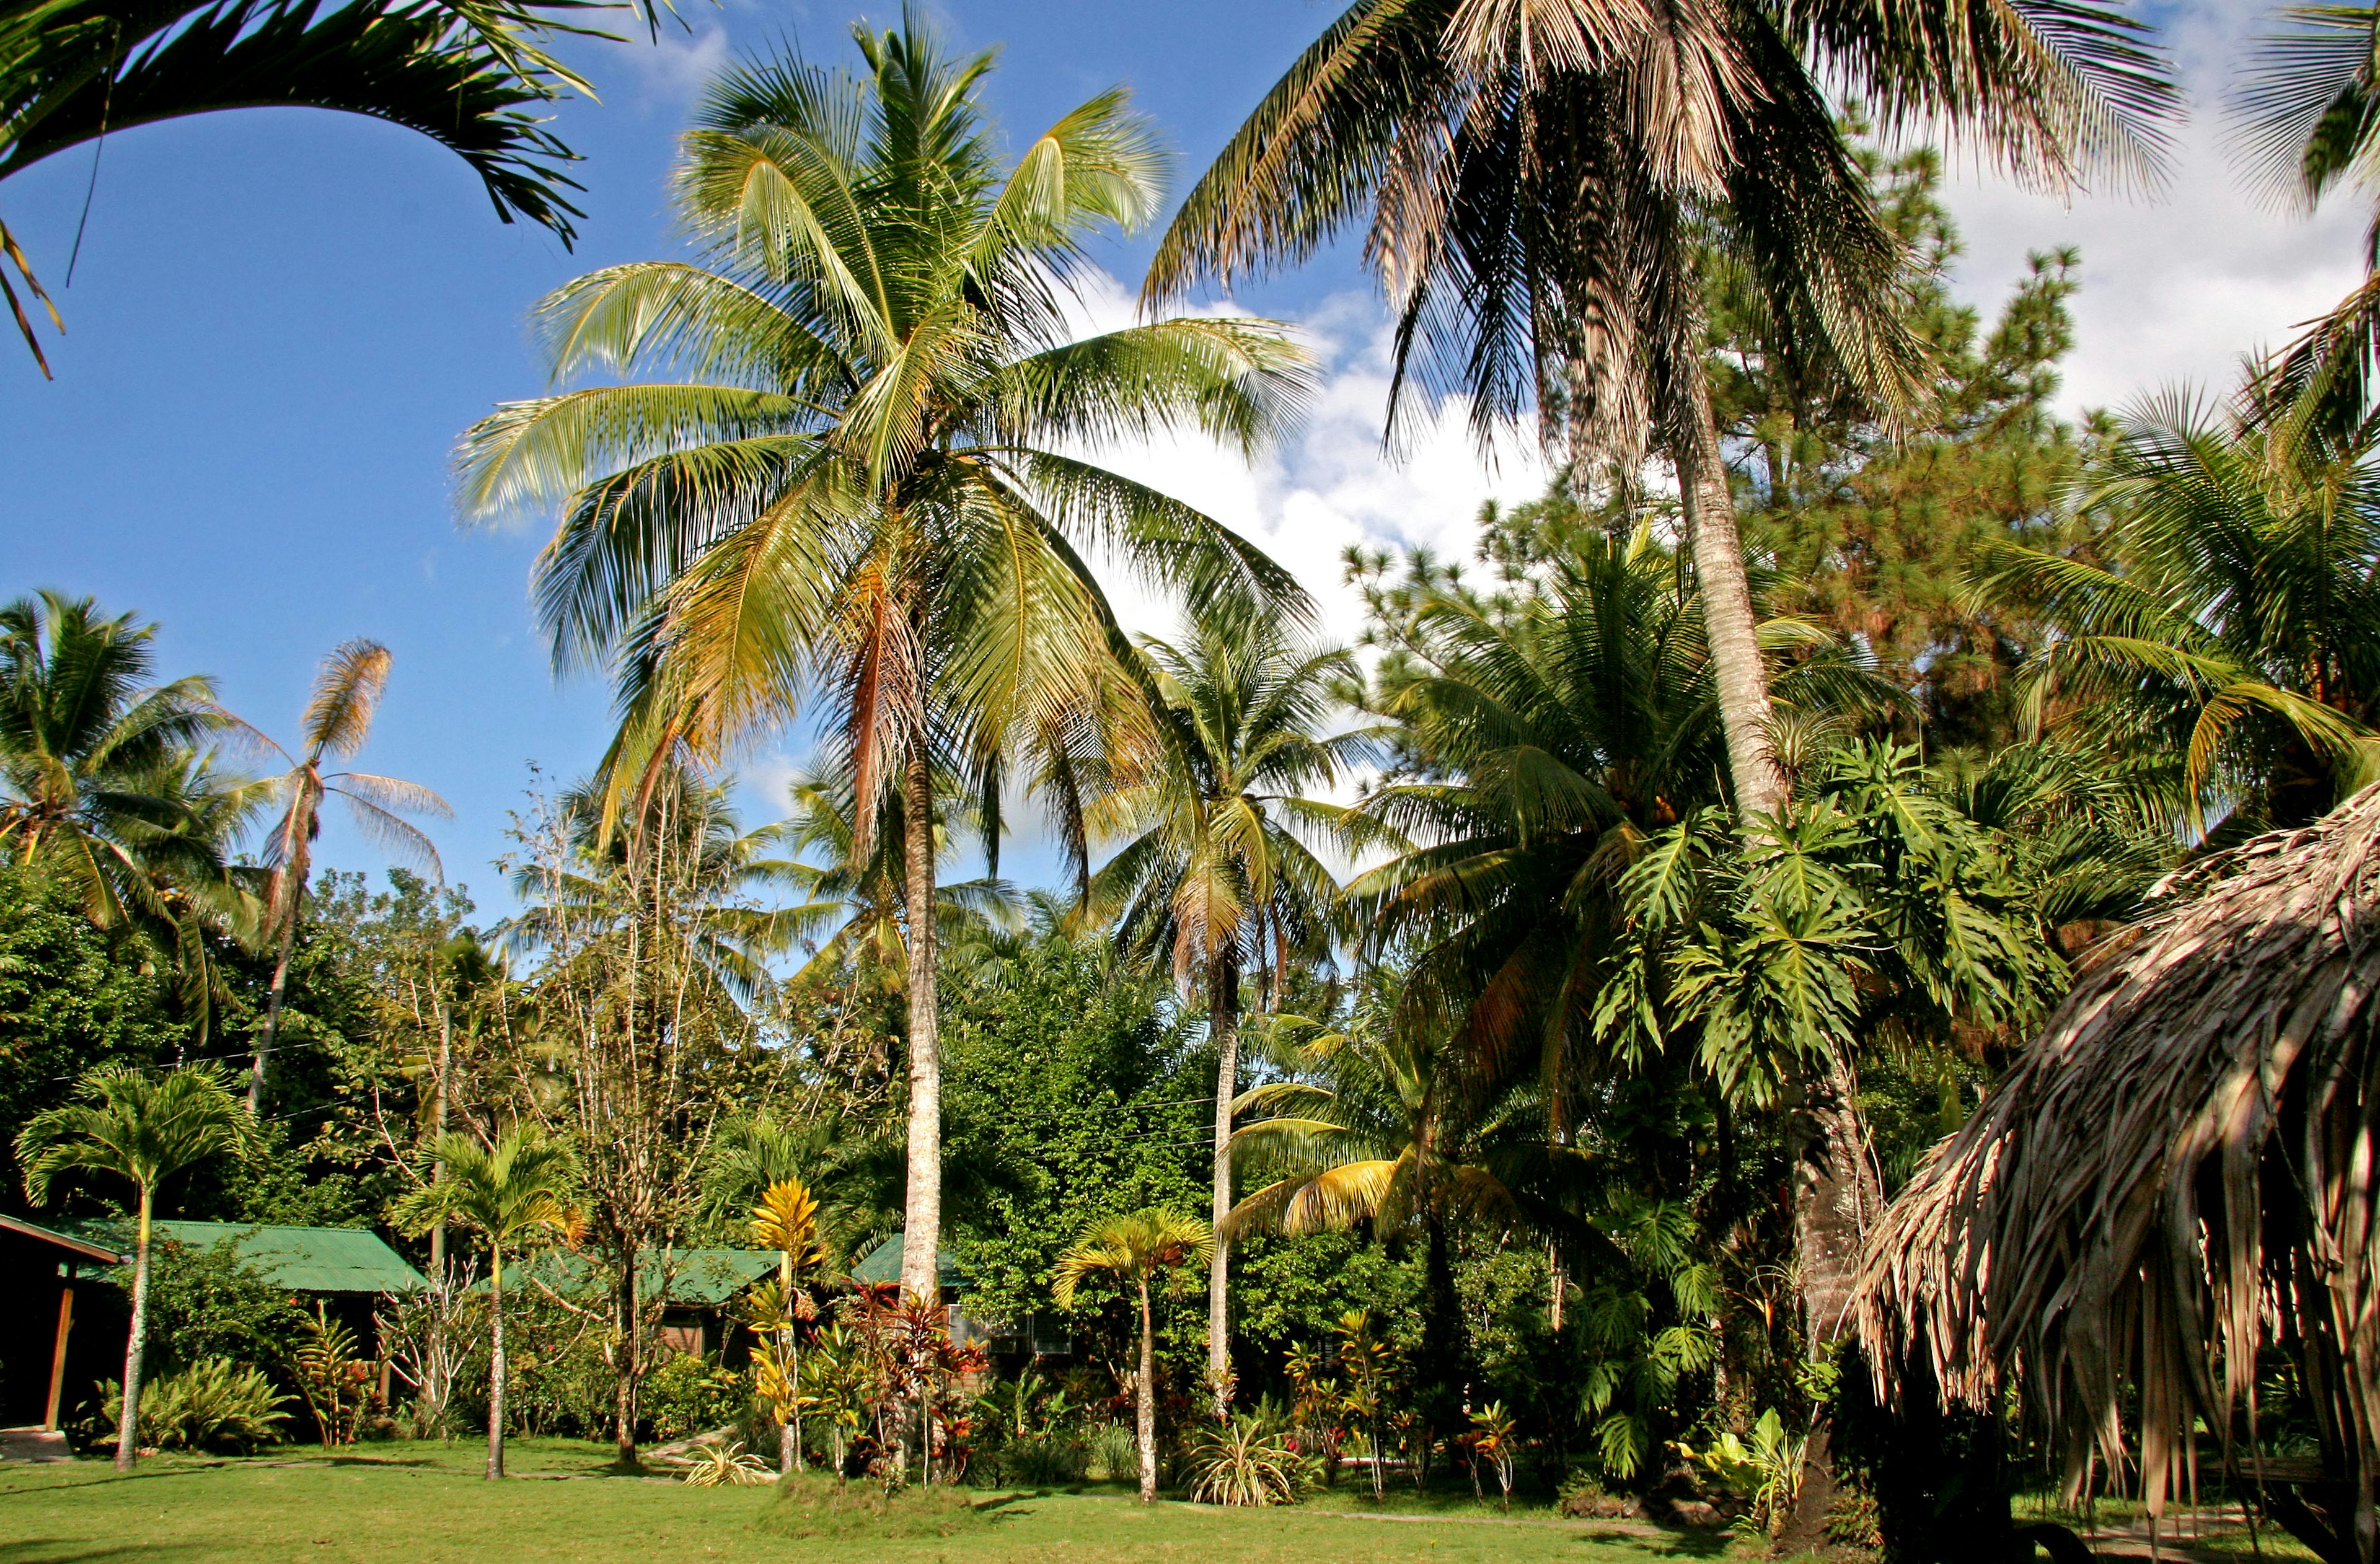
top-left (0, 1441), bottom-right (1713, 1564)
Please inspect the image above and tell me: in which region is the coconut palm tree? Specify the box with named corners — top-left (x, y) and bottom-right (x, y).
top-left (1981, 390), bottom-right (2380, 835)
top-left (1051, 1206), bottom-right (1212, 1503)
top-left (1086, 608), bottom-right (1375, 1412)
top-left (1148, 0), bottom-right (2177, 819)
top-left (0, 0), bottom-right (657, 374)
top-left (455, 17), bottom-right (1312, 1302)
top-left (391, 1127), bottom-right (577, 1480)
top-left (0, 591), bottom-right (260, 1024)
top-left (15, 1062), bottom-right (258, 1471)
top-left (248, 639), bottom-right (449, 1113)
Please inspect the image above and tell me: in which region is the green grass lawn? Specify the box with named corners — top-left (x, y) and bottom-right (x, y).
top-left (0, 1442), bottom-right (1712, 1564)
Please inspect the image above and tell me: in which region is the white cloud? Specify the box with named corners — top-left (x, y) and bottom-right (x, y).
top-left (1933, 1), bottom-right (2366, 415)
top-left (607, 26), bottom-right (733, 109)
top-left (1059, 269), bottom-right (1547, 651)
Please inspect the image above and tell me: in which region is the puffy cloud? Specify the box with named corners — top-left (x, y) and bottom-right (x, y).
top-left (1934, 0), bottom-right (2367, 415)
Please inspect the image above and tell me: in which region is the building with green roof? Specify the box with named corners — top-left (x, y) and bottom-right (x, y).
top-left (149, 1222), bottom-right (425, 1294)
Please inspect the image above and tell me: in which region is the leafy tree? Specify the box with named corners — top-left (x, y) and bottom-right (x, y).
top-left (1981, 392), bottom-right (2380, 833)
top-left (1149, 0), bottom-right (2175, 819)
top-left (1087, 608), bottom-right (1369, 1410)
top-left (454, 18), bottom-right (1311, 1302)
top-left (0, 0), bottom-right (651, 373)
top-left (248, 639), bottom-right (448, 1114)
top-left (390, 1127), bottom-right (576, 1480)
top-left (1052, 1206), bottom-right (1213, 1503)
top-left (16, 1061), bottom-right (258, 1471)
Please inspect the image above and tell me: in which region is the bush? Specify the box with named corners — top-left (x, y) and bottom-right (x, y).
top-left (971, 1432), bottom-right (1088, 1487)
top-left (752, 1472), bottom-right (991, 1539)
top-left (1184, 1415), bottom-right (1302, 1506)
top-left (87, 1359), bottom-right (292, 1454)
top-left (1558, 1470), bottom-right (1641, 1520)
top-left (644, 1352), bottom-right (752, 1441)
top-left (1083, 1420), bottom-right (1138, 1484)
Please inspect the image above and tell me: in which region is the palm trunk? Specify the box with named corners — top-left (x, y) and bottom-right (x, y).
top-left (1205, 952), bottom-right (1239, 1418)
top-left (1136, 1275), bottom-right (1158, 1504)
top-left (1675, 361), bottom-right (1787, 819)
top-left (252, 901), bottom-right (301, 1117)
top-left (614, 1263), bottom-right (639, 1467)
top-left (115, 1189), bottom-right (153, 1472)
top-left (1775, 1053), bottom-right (1884, 1552)
top-left (487, 1246), bottom-right (506, 1480)
top-left (899, 742), bottom-right (943, 1304)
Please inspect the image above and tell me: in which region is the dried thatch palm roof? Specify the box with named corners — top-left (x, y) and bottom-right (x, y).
top-left (1851, 785), bottom-right (2380, 1553)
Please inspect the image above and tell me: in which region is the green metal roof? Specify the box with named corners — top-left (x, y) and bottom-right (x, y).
top-left (498, 1247), bottom-right (782, 1306)
top-left (149, 1222), bottom-right (425, 1294)
top-left (850, 1231), bottom-right (961, 1288)
top-left (0, 1213), bottom-right (129, 1263)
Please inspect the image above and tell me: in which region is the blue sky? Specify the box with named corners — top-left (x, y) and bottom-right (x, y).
top-left (0, 0), bottom-right (2362, 910)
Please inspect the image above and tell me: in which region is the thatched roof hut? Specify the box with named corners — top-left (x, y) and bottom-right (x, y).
top-left (1851, 785), bottom-right (2380, 1564)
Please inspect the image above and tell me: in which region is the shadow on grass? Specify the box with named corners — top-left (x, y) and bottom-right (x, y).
top-left (1, 1542), bottom-right (202, 1564)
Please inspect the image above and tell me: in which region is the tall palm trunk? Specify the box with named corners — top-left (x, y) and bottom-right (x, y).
top-left (899, 740), bottom-right (943, 1303)
top-left (1205, 952), bottom-right (1238, 1417)
top-left (115, 1188), bottom-right (154, 1472)
top-left (430, 1002), bottom-right (450, 1281)
top-left (252, 890), bottom-right (302, 1117)
top-left (614, 1264), bottom-right (640, 1467)
top-left (1135, 1275), bottom-right (1158, 1503)
top-left (1673, 361), bottom-right (1786, 819)
top-left (487, 1246), bottom-right (507, 1480)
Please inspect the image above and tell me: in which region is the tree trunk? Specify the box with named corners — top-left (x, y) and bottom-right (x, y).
top-left (1777, 1053), bottom-right (1884, 1549)
top-left (899, 742), bottom-right (943, 1304)
top-left (430, 997), bottom-right (450, 1281)
top-left (780, 1249), bottom-right (799, 1476)
top-left (1136, 1276), bottom-right (1158, 1504)
top-left (1205, 952), bottom-right (1239, 1418)
top-left (487, 1247), bottom-right (506, 1481)
top-left (614, 1262), bottom-right (640, 1468)
top-left (115, 1189), bottom-right (153, 1472)
top-left (1675, 362), bottom-right (1786, 819)
top-left (252, 897), bottom-right (302, 1117)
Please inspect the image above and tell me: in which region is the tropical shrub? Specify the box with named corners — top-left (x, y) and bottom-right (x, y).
top-left (1184, 1414), bottom-right (1302, 1506)
top-left (1677, 1409), bottom-right (1807, 1535)
top-left (679, 1439), bottom-right (772, 1486)
top-left (643, 1351), bottom-right (749, 1441)
top-left (1083, 1421), bottom-right (1140, 1485)
top-left (293, 1303), bottom-right (375, 1447)
top-left (89, 1360), bottom-right (291, 1453)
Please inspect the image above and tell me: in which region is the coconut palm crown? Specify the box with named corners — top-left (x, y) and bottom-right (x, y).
top-left (456, 15), bottom-right (1312, 1304)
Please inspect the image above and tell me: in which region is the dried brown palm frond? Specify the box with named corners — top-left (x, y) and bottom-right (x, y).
top-left (1851, 783), bottom-right (2380, 1564)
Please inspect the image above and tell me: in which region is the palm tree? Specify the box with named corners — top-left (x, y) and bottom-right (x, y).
top-left (1981, 390), bottom-right (2380, 834)
top-left (1051, 1206), bottom-right (1213, 1503)
top-left (249, 639), bottom-right (449, 1113)
top-left (2234, 3), bottom-right (2380, 442)
top-left (1086, 608), bottom-right (1373, 1412)
top-left (756, 765), bottom-right (1020, 1004)
top-left (0, 0), bottom-right (657, 374)
top-left (454, 18), bottom-right (1312, 1303)
top-left (0, 591), bottom-right (260, 1023)
top-left (15, 1063), bottom-right (258, 1471)
top-left (747, 1175), bottom-right (826, 1474)
top-left (391, 1127), bottom-right (577, 1480)
top-left (1148, 0), bottom-right (2176, 819)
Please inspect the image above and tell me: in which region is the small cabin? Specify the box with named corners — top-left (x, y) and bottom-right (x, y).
top-left (0, 1215), bottom-right (130, 1431)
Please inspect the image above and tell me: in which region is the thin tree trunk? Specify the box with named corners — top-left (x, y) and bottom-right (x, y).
top-left (614, 1262), bottom-right (639, 1468)
top-left (252, 902), bottom-right (301, 1117)
top-left (115, 1189), bottom-right (153, 1472)
top-left (780, 1248), bottom-right (798, 1477)
top-left (487, 1246), bottom-right (506, 1481)
top-left (1136, 1276), bottom-right (1157, 1504)
top-left (1205, 952), bottom-right (1239, 1418)
top-left (430, 996), bottom-right (450, 1281)
top-left (899, 742), bottom-right (943, 1304)
top-left (1675, 364), bottom-right (1786, 819)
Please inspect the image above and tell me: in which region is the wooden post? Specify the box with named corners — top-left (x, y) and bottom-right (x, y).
top-left (45, 1285), bottom-right (74, 1430)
